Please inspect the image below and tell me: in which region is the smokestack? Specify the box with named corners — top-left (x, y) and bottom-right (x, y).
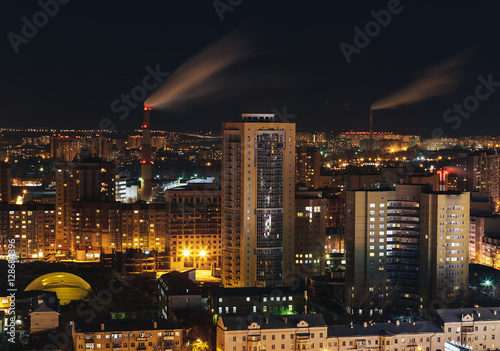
top-left (437, 169), bottom-right (448, 191)
top-left (369, 108), bottom-right (373, 156)
top-left (141, 106), bottom-right (153, 202)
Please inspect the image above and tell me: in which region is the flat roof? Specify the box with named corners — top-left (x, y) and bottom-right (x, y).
top-left (74, 318), bottom-right (181, 333)
top-left (211, 286), bottom-right (305, 297)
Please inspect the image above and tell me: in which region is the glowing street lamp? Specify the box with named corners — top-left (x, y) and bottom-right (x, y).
top-left (199, 250), bottom-right (207, 258)
top-left (192, 339), bottom-right (208, 351)
top-left (183, 249), bottom-right (190, 257)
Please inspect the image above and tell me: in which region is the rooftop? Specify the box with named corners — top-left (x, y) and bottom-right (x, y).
top-left (74, 318), bottom-right (181, 333)
top-left (158, 271), bottom-right (201, 296)
top-left (437, 307), bottom-right (500, 323)
top-left (241, 114), bottom-right (276, 122)
top-left (328, 321), bottom-right (443, 337)
top-left (211, 286), bottom-right (305, 298)
top-left (219, 314), bottom-right (326, 331)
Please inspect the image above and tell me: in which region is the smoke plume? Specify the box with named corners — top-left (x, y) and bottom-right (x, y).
top-left (371, 52), bottom-right (470, 110)
top-left (144, 29), bottom-right (257, 110)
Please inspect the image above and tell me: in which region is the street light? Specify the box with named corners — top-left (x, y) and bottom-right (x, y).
top-left (183, 249), bottom-right (190, 257)
top-left (199, 250), bottom-right (207, 258)
top-left (192, 339), bottom-right (208, 351)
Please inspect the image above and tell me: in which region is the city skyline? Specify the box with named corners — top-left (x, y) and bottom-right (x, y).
top-left (3, 2), bottom-right (500, 351)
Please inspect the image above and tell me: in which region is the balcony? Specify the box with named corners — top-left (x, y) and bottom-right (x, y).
top-left (295, 333), bottom-right (310, 341)
top-left (462, 326), bottom-right (474, 334)
top-left (248, 335), bottom-right (261, 342)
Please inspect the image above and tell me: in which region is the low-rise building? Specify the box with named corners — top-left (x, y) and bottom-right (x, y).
top-left (217, 314), bottom-right (327, 351)
top-left (210, 286), bottom-right (306, 322)
top-left (158, 270), bottom-right (203, 322)
top-left (436, 307), bottom-right (500, 350)
top-left (216, 307), bottom-right (500, 351)
top-left (72, 319), bottom-right (183, 351)
top-left (29, 292), bottom-right (60, 332)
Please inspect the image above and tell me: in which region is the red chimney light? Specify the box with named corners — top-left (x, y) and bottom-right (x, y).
top-left (144, 106), bottom-right (152, 111)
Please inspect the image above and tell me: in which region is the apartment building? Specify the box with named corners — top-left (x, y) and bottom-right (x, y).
top-left (345, 184), bottom-right (469, 314)
top-left (72, 319), bottom-right (183, 351)
top-left (217, 307), bottom-right (500, 351)
top-left (222, 114), bottom-right (295, 287)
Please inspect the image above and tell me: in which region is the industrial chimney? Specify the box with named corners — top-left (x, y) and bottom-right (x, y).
top-left (141, 106), bottom-right (153, 202)
top-left (436, 169), bottom-right (448, 191)
top-left (369, 108), bottom-right (373, 157)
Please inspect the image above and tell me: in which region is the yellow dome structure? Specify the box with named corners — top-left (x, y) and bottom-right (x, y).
top-left (25, 272), bottom-right (92, 305)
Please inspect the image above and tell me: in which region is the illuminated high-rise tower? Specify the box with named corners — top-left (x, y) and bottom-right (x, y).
top-left (222, 114), bottom-right (296, 287)
top-left (141, 106), bottom-right (153, 202)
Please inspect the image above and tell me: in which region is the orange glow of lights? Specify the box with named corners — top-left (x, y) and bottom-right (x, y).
top-left (144, 106), bottom-right (152, 111)
top-left (199, 250), bottom-right (207, 257)
top-left (183, 249), bottom-right (190, 257)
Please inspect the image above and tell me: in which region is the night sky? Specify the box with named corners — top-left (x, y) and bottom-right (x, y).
top-left (2, 0), bottom-right (500, 136)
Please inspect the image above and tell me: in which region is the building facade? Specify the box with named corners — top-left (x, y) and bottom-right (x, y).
top-left (296, 147), bottom-right (320, 189)
top-left (55, 153), bottom-right (116, 252)
top-left (469, 214), bottom-right (500, 268)
top-left (345, 184), bottom-right (469, 315)
top-left (217, 308), bottom-right (500, 351)
top-left (0, 203), bottom-right (56, 259)
top-left (222, 114), bottom-right (295, 287)
top-left (419, 191), bottom-right (470, 307)
top-left (295, 190), bottom-right (327, 279)
top-left (51, 134), bottom-right (112, 162)
top-left (210, 286), bottom-right (306, 322)
top-left (217, 314), bottom-right (328, 351)
top-left (466, 151), bottom-right (499, 210)
top-left (72, 319), bottom-right (183, 351)
top-left (166, 183), bottom-right (221, 270)
top-left (70, 202), bottom-right (167, 254)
